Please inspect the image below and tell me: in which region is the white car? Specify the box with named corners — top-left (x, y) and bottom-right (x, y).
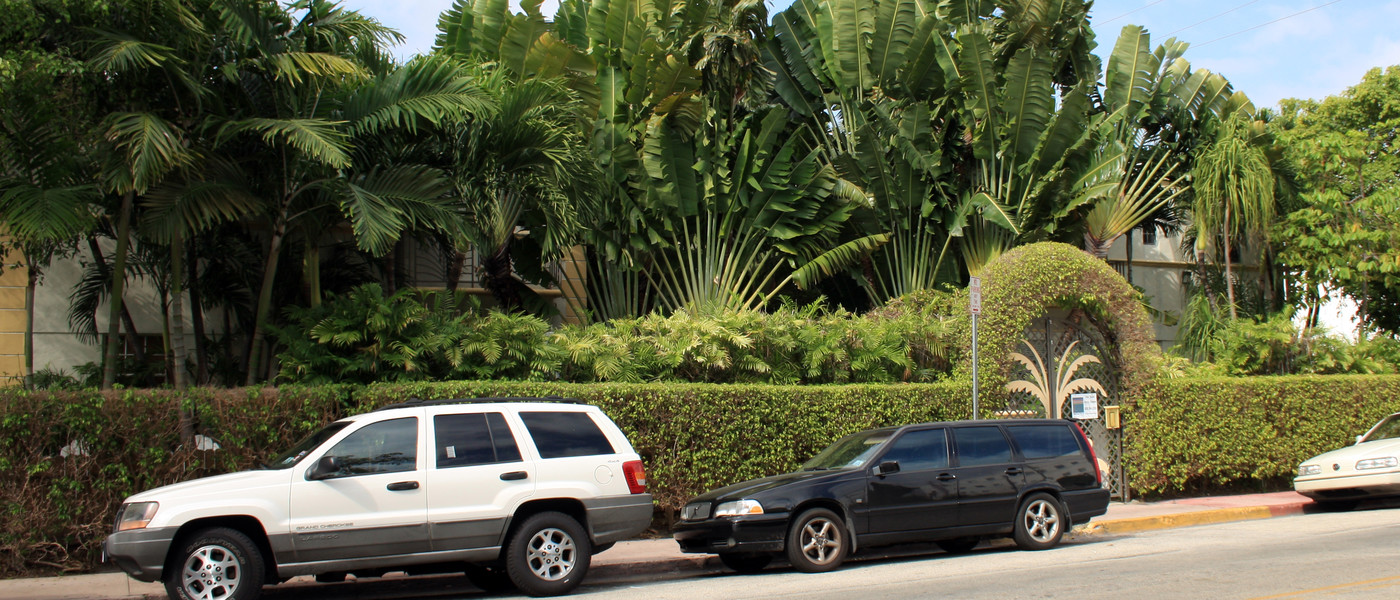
top-left (103, 399), bottom-right (654, 599)
top-left (1294, 412), bottom-right (1400, 508)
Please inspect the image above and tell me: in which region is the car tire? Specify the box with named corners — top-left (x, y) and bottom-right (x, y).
top-left (505, 512), bottom-right (592, 596)
top-left (1013, 493), bottom-right (1065, 551)
top-left (464, 564), bottom-right (515, 593)
top-left (936, 536), bottom-right (980, 554)
top-left (785, 508), bottom-right (848, 573)
top-left (164, 527), bottom-right (266, 600)
top-left (719, 552), bottom-right (773, 573)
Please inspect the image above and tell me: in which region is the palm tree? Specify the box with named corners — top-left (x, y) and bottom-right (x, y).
top-left (213, 1), bottom-right (492, 383)
top-left (1192, 112), bottom-right (1276, 319)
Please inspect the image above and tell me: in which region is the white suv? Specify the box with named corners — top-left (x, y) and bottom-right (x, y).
top-left (103, 398), bottom-right (654, 598)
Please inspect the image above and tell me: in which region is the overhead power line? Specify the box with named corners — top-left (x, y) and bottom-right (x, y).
top-left (1195, 0), bottom-right (1349, 49)
top-left (1098, 0), bottom-right (1169, 26)
top-left (1167, 0), bottom-right (1260, 37)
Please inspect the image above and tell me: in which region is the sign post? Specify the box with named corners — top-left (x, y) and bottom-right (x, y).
top-left (969, 276), bottom-right (982, 420)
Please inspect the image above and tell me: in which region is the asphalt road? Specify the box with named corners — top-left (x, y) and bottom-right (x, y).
top-left (222, 506), bottom-right (1400, 600)
top-left (581, 507), bottom-right (1400, 600)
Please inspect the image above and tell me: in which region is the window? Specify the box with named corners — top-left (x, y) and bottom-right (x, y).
top-left (1008, 425), bottom-right (1082, 460)
top-left (1140, 227), bottom-right (1157, 246)
top-left (879, 429), bottom-right (949, 471)
top-left (434, 412), bottom-right (522, 468)
top-left (323, 417), bottom-right (418, 477)
top-left (519, 412), bottom-right (615, 459)
top-left (953, 426), bottom-right (1013, 467)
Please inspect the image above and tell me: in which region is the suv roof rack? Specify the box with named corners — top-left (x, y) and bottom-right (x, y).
top-left (374, 396), bottom-right (584, 412)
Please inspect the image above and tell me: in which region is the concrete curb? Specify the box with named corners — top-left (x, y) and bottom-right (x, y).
top-left (1073, 502), bottom-right (1310, 537)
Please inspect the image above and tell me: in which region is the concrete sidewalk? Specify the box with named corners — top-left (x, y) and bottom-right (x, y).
top-left (0, 491), bottom-right (1318, 600)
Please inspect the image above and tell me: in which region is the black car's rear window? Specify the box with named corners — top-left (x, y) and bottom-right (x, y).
top-left (1007, 424), bottom-right (1083, 460)
top-left (519, 411), bottom-right (616, 458)
top-left (953, 426), bottom-right (1014, 467)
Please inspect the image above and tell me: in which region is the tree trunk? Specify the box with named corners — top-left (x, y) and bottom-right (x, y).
top-left (1224, 209), bottom-right (1237, 320)
top-left (169, 229), bottom-right (190, 389)
top-left (304, 236), bottom-right (322, 308)
top-left (101, 192), bottom-right (135, 390)
top-left (188, 237), bottom-right (209, 385)
top-left (446, 249), bottom-right (466, 293)
top-left (87, 235), bottom-right (145, 365)
top-left (483, 242), bottom-right (521, 311)
top-left (24, 261), bottom-right (37, 389)
top-left (1082, 232), bottom-right (1113, 260)
top-left (1125, 230), bottom-right (1133, 286)
top-left (245, 217), bottom-right (287, 386)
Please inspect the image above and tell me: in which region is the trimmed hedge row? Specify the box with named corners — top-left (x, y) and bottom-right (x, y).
top-left (0, 381), bottom-right (969, 577)
top-left (9, 375), bottom-right (1400, 577)
top-left (1125, 375), bottom-right (1400, 496)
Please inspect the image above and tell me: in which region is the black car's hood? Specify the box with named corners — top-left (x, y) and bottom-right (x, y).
top-left (690, 469), bottom-right (855, 503)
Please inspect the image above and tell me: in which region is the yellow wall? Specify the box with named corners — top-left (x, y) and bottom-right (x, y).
top-left (0, 246), bottom-right (24, 383)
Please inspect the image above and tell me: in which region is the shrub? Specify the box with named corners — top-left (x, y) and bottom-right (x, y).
top-left (0, 381), bottom-right (969, 576)
top-left (1125, 375), bottom-right (1400, 497)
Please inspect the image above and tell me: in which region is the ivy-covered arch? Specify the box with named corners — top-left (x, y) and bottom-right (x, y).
top-left (970, 242), bottom-right (1163, 407)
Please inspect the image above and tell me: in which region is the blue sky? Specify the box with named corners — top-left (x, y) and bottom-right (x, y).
top-left (343, 0), bottom-right (1397, 110)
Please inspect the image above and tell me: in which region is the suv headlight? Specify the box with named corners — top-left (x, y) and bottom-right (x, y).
top-left (714, 499), bottom-right (764, 517)
top-left (115, 502), bottom-right (159, 532)
top-left (1298, 465), bottom-right (1321, 476)
top-left (1356, 457), bottom-right (1399, 471)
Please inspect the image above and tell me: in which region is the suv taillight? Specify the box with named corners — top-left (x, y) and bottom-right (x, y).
top-left (623, 460), bottom-right (648, 494)
top-left (1075, 423), bottom-right (1104, 487)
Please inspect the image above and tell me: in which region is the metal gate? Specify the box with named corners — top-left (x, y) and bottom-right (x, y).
top-left (1003, 312), bottom-right (1128, 500)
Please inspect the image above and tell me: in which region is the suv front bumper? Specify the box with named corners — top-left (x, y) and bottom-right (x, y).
top-left (104, 527), bottom-right (177, 582)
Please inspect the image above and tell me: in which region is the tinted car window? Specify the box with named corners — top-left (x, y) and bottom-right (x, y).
top-left (1007, 424), bottom-right (1082, 460)
top-left (801, 429), bottom-right (893, 470)
top-left (324, 417), bottom-right (418, 476)
top-left (879, 429), bottom-right (949, 471)
top-left (520, 411), bottom-right (616, 458)
top-left (953, 426), bottom-right (1013, 467)
top-left (434, 412), bottom-right (522, 468)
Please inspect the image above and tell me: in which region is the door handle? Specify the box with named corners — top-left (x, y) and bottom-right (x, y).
top-left (387, 481), bottom-right (419, 491)
top-left (500, 471), bottom-right (528, 481)
top-left (1005, 467), bottom-right (1024, 475)
top-left (936, 473), bottom-right (957, 481)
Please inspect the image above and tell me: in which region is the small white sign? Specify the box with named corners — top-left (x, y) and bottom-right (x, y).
top-left (1070, 392), bottom-right (1099, 420)
top-left (969, 276), bottom-right (982, 314)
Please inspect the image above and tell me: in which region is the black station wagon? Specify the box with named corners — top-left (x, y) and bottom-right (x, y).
top-left (672, 419), bottom-right (1110, 573)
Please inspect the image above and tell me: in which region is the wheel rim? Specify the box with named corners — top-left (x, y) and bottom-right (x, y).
top-left (525, 527), bottom-right (577, 581)
top-left (798, 517), bottom-right (843, 565)
top-left (180, 544), bottom-right (242, 600)
top-left (1023, 499), bottom-right (1061, 543)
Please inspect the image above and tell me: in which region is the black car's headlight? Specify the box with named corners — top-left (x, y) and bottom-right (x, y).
top-left (714, 499), bottom-right (764, 517)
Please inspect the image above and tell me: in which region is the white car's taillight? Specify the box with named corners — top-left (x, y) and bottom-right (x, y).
top-left (623, 460), bottom-right (648, 494)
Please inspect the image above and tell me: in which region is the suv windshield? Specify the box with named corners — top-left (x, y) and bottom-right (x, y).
top-left (264, 422), bottom-right (349, 469)
top-left (1364, 414), bottom-right (1400, 443)
top-left (801, 429), bottom-right (893, 470)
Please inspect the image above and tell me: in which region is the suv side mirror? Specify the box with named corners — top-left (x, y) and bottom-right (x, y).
top-left (308, 455), bottom-right (341, 481)
top-left (877, 461), bottom-right (900, 476)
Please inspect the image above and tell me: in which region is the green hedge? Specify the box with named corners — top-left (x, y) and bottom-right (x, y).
top-left (1125, 375), bottom-right (1400, 496)
top-left (0, 381), bottom-right (969, 577)
top-left (0, 386), bottom-right (353, 577)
